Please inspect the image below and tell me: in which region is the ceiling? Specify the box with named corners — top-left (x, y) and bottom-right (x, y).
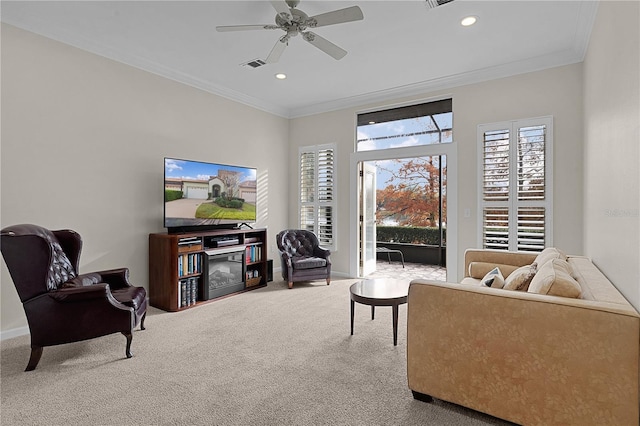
top-left (1, 1), bottom-right (599, 118)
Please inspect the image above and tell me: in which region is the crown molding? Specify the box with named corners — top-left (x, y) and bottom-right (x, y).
top-left (3, 0), bottom-right (598, 120)
top-left (288, 48), bottom-right (586, 119)
top-left (1, 20), bottom-right (291, 118)
top-left (573, 0), bottom-right (600, 61)
top-left (288, 1), bottom-right (599, 118)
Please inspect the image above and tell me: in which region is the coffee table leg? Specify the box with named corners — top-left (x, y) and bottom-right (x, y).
top-left (392, 303), bottom-right (399, 346)
top-left (371, 306), bottom-right (375, 320)
top-left (350, 299), bottom-right (355, 335)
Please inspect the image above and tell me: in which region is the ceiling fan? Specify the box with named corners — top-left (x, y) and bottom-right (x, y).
top-left (216, 0), bottom-right (364, 63)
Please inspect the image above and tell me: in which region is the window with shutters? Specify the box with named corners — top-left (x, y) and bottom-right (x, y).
top-left (299, 144), bottom-right (336, 250)
top-left (478, 117), bottom-right (553, 252)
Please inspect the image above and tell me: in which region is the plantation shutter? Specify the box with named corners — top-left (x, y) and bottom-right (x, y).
top-left (300, 151), bottom-right (316, 232)
top-left (478, 118), bottom-right (552, 252)
top-left (299, 144), bottom-right (336, 248)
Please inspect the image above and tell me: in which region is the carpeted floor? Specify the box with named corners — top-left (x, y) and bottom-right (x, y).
top-left (1, 278), bottom-right (512, 425)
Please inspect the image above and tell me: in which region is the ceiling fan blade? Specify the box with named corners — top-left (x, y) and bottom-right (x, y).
top-left (216, 24), bottom-right (278, 32)
top-left (270, 1), bottom-right (292, 23)
top-left (309, 6), bottom-right (364, 28)
top-left (302, 31), bottom-right (347, 60)
top-left (266, 38), bottom-right (288, 63)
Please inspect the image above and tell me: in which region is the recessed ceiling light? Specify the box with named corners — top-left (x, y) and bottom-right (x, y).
top-left (275, 73), bottom-right (287, 80)
top-left (461, 16), bottom-right (477, 26)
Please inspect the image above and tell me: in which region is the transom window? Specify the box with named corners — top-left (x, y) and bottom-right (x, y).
top-left (357, 98), bottom-right (452, 151)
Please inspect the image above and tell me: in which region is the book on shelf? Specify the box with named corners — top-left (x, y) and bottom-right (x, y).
top-left (177, 237), bottom-right (203, 252)
top-left (178, 236), bottom-right (199, 242)
top-left (245, 244), bottom-right (262, 264)
top-left (189, 277), bottom-right (197, 305)
top-left (177, 277), bottom-right (199, 308)
top-left (178, 252), bottom-right (202, 276)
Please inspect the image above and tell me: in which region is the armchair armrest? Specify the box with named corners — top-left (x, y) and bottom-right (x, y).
top-left (94, 268), bottom-right (131, 289)
top-left (61, 268), bottom-right (132, 290)
top-left (279, 251), bottom-right (293, 265)
top-left (313, 246), bottom-right (331, 260)
top-left (48, 283), bottom-right (111, 303)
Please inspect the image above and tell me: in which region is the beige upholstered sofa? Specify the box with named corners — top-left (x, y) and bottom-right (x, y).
top-left (407, 248), bottom-right (640, 426)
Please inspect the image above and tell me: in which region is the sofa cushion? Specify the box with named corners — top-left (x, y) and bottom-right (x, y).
top-left (568, 256), bottom-right (629, 304)
top-left (534, 247), bottom-right (567, 268)
top-left (503, 263), bottom-right (537, 291)
top-left (460, 277), bottom-right (481, 286)
top-left (480, 267), bottom-right (505, 288)
top-left (528, 259), bottom-right (581, 298)
top-left (468, 262), bottom-right (521, 280)
top-left (292, 256), bottom-right (327, 270)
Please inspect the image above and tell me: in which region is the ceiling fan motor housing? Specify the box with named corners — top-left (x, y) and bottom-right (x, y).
top-left (275, 8), bottom-right (315, 37)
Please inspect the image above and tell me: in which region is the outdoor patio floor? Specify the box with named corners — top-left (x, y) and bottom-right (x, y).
top-left (365, 259), bottom-right (446, 282)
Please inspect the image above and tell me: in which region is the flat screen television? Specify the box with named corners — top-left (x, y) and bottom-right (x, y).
top-left (164, 157), bottom-right (257, 233)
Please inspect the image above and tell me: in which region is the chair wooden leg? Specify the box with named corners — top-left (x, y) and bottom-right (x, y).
top-left (25, 346), bottom-right (43, 371)
top-left (326, 277), bottom-right (331, 285)
top-left (123, 332), bottom-right (133, 358)
top-left (140, 312), bottom-right (146, 330)
top-left (288, 281), bottom-right (293, 289)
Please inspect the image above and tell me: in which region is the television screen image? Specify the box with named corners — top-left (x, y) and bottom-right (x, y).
top-left (164, 157), bottom-right (257, 231)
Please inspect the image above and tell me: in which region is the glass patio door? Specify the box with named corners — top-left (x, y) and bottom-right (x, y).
top-left (360, 162), bottom-right (377, 276)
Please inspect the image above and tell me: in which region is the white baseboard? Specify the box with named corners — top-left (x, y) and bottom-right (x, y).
top-left (330, 271), bottom-right (352, 279)
top-left (1, 326), bottom-right (29, 341)
top-left (271, 266), bottom-right (352, 280)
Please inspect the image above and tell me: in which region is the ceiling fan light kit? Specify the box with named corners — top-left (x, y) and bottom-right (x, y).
top-left (216, 0), bottom-right (364, 64)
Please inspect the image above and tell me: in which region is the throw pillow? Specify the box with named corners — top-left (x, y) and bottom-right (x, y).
top-left (503, 263), bottom-right (537, 291)
top-left (468, 262), bottom-right (496, 279)
top-left (468, 262), bottom-right (520, 280)
top-left (528, 259), bottom-right (581, 298)
top-left (480, 267), bottom-right (505, 288)
top-left (534, 247), bottom-right (567, 268)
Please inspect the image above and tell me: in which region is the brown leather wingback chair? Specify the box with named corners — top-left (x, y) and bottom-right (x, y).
top-left (0, 224), bottom-right (147, 371)
top-left (276, 229), bottom-right (331, 289)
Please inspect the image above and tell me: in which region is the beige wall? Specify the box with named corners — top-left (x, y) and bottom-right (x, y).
top-left (1, 24), bottom-right (290, 335)
top-left (290, 64), bottom-right (585, 278)
top-left (583, 1), bottom-right (640, 308)
top-left (3, 1), bottom-right (638, 337)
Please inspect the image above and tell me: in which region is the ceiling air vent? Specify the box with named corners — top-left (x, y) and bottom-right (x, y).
top-left (241, 59), bottom-right (266, 69)
top-left (425, 0), bottom-right (454, 9)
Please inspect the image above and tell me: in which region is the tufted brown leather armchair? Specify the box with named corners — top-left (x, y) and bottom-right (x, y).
top-left (0, 224), bottom-right (147, 371)
top-left (276, 229), bottom-right (331, 289)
